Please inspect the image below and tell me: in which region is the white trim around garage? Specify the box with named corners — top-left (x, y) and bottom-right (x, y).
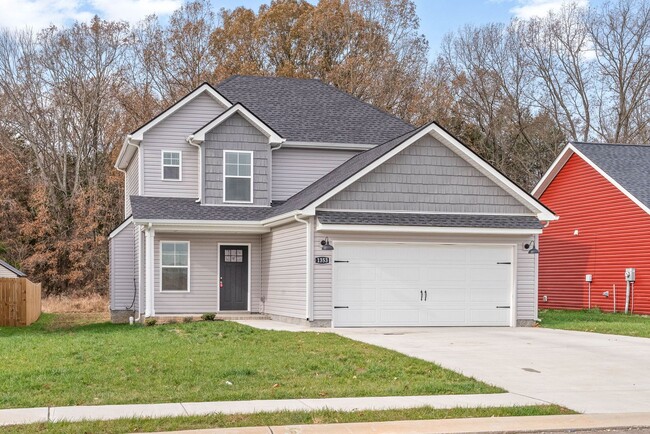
top-left (317, 222), bottom-right (542, 235)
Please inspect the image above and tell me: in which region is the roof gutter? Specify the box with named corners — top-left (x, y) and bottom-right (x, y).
top-left (115, 135), bottom-right (142, 171)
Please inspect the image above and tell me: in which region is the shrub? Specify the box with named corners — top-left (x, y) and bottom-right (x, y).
top-left (201, 313), bottom-right (216, 321)
top-left (183, 316), bottom-right (193, 323)
top-left (144, 318), bottom-right (157, 327)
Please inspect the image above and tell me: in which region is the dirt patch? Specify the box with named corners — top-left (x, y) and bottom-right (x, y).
top-left (42, 293), bottom-right (109, 313)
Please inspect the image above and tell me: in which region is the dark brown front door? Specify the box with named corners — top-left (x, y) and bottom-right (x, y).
top-left (219, 245), bottom-right (249, 311)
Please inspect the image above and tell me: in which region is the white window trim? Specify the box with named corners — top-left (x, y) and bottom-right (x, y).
top-left (161, 150), bottom-right (182, 182)
top-left (223, 150), bottom-right (254, 204)
top-left (159, 241), bottom-right (190, 293)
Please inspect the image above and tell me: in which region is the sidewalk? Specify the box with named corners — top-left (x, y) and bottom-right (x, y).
top-left (150, 412), bottom-right (650, 434)
top-left (0, 392), bottom-right (543, 426)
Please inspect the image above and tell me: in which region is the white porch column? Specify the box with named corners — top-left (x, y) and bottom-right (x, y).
top-left (145, 224), bottom-right (155, 317)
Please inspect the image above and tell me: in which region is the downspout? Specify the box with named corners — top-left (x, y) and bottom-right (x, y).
top-left (136, 225), bottom-right (143, 322)
top-left (294, 214), bottom-right (313, 321)
top-left (186, 135), bottom-right (202, 203)
top-left (145, 223), bottom-right (155, 317)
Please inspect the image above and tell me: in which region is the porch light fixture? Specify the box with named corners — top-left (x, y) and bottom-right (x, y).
top-left (321, 237), bottom-right (334, 251)
top-left (524, 240), bottom-right (539, 254)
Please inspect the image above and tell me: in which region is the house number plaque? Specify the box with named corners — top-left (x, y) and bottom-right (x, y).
top-left (314, 257), bottom-right (330, 264)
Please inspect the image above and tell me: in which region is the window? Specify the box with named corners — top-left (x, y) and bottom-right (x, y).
top-left (162, 151), bottom-right (181, 181)
top-left (161, 241), bottom-right (189, 292)
top-left (224, 151), bottom-right (252, 203)
top-left (224, 249), bottom-right (244, 262)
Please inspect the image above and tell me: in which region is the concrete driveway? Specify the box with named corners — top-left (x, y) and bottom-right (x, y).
top-left (333, 327), bottom-right (650, 414)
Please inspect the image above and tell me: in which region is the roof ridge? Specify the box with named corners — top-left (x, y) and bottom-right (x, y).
top-left (316, 79), bottom-right (416, 130)
top-left (572, 141), bottom-right (650, 147)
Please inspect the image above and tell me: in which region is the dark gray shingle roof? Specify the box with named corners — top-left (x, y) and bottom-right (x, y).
top-left (0, 260), bottom-right (26, 277)
top-left (215, 75), bottom-right (415, 145)
top-left (130, 196), bottom-right (273, 221)
top-left (317, 211), bottom-right (543, 229)
top-left (572, 142), bottom-right (650, 208)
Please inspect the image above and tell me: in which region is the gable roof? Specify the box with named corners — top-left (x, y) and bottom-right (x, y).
top-left (115, 83), bottom-right (232, 169)
top-left (189, 103), bottom-right (284, 145)
top-left (533, 142), bottom-right (650, 216)
top-left (215, 75), bottom-right (415, 145)
top-left (131, 121), bottom-right (556, 224)
top-left (0, 259), bottom-right (26, 277)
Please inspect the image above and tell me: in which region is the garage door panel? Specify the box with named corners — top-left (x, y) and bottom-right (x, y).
top-left (333, 243), bottom-right (513, 327)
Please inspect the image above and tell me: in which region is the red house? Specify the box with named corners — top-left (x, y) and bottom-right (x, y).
top-left (533, 142), bottom-right (650, 314)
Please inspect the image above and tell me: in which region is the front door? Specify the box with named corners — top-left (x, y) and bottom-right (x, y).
top-left (219, 245), bottom-right (249, 311)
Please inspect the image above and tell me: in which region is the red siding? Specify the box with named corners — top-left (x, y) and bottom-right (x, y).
top-left (539, 153), bottom-right (650, 314)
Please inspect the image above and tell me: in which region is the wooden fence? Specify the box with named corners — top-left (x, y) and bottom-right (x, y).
top-left (0, 278), bottom-right (42, 326)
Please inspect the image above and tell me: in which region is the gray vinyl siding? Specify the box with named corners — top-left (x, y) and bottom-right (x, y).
top-left (0, 266), bottom-right (18, 278)
top-left (110, 222), bottom-right (137, 311)
top-left (153, 232), bottom-right (262, 314)
top-left (272, 148), bottom-right (358, 201)
top-left (321, 135), bottom-right (531, 214)
top-left (203, 113), bottom-right (270, 205)
top-left (261, 221), bottom-right (307, 319)
top-left (143, 92), bottom-right (226, 198)
top-left (124, 151), bottom-right (139, 217)
top-left (312, 232), bottom-right (538, 322)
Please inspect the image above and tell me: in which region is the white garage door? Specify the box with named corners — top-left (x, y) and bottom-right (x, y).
top-left (332, 243), bottom-right (513, 327)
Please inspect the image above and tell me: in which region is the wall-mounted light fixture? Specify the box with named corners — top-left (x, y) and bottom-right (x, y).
top-left (524, 239), bottom-right (539, 254)
top-left (321, 237), bottom-right (334, 251)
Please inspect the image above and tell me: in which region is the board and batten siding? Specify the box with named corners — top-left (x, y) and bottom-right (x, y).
top-left (110, 222), bottom-right (137, 311)
top-left (271, 148), bottom-right (358, 201)
top-left (203, 113), bottom-right (270, 205)
top-left (312, 232), bottom-right (538, 322)
top-left (261, 221), bottom-right (307, 319)
top-left (124, 150), bottom-right (139, 217)
top-left (321, 135), bottom-right (531, 214)
top-left (142, 92), bottom-right (226, 198)
top-left (153, 233), bottom-right (262, 314)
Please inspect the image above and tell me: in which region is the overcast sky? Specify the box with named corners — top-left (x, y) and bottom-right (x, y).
top-left (0, 0), bottom-right (597, 54)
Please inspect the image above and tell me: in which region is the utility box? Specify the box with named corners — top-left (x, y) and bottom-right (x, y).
top-left (625, 268), bottom-right (636, 282)
top-left (585, 274), bottom-right (593, 282)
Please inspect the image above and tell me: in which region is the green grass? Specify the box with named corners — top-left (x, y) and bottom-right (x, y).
top-left (3, 405), bottom-right (573, 434)
top-left (539, 309), bottom-right (650, 338)
top-left (0, 314), bottom-right (502, 409)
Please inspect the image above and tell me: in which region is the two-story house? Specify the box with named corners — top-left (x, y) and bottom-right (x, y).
top-left (109, 75), bottom-right (556, 327)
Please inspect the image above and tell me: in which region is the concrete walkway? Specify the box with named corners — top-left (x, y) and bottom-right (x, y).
top-left (148, 412), bottom-right (650, 434)
top-left (0, 393), bottom-right (543, 426)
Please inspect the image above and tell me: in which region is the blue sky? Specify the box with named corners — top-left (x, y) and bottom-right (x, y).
top-left (0, 0), bottom-right (594, 54)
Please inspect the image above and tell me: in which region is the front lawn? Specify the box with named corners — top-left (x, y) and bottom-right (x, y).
top-left (539, 309), bottom-right (650, 338)
top-left (3, 405), bottom-right (573, 434)
top-left (0, 314), bottom-right (501, 409)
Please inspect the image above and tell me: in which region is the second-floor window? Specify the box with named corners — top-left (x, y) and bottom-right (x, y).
top-left (224, 150), bottom-right (253, 203)
top-left (162, 151), bottom-right (182, 181)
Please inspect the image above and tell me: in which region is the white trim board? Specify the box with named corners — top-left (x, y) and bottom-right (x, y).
top-left (109, 217), bottom-right (134, 239)
top-left (317, 222), bottom-right (542, 235)
top-left (302, 123), bottom-right (557, 222)
top-left (532, 142), bottom-right (650, 217)
top-left (116, 83), bottom-right (231, 169)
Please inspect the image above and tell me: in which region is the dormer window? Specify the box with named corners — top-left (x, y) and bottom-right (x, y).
top-left (224, 150), bottom-right (253, 203)
top-left (162, 151), bottom-right (182, 181)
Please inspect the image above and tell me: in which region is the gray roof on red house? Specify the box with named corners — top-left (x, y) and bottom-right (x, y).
top-left (215, 75), bottom-right (415, 145)
top-left (572, 142), bottom-right (650, 209)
